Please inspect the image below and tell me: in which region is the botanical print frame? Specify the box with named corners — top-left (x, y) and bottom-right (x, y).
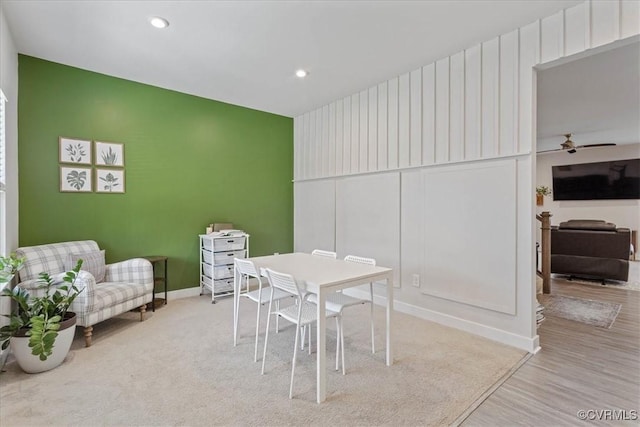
top-left (59, 137), bottom-right (91, 165)
top-left (95, 168), bottom-right (125, 193)
top-left (94, 141), bottom-right (124, 167)
top-left (60, 166), bottom-right (92, 192)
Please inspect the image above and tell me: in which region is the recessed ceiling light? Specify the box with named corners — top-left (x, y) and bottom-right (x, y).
top-left (149, 16), bottom-right (169, 29)
top-left (295, 69), bottom-right (308, 78)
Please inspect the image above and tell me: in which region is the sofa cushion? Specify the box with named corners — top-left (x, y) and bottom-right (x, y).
top-left (94, 282), bottom-right (150, 310)
top-left (66, 250), bottom-right (106, 283)
top-left (559, 220), bottom-right (617, 232)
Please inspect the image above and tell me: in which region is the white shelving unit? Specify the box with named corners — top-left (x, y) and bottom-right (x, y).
top-left (199, 233), bottom-right (249, 303)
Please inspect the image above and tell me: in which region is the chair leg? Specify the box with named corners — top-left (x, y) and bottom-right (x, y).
top-left (335, 317), bottom-right (340, 371)
top-left (139, 304), bottom-right (146, 321)
top-left (84, 326), bottom-right (93, 347)
top-left (308, 323), bottom-right (312, 355)
top-left (275, 300), bottom-right (280, 333)
top-left (254, 297), bottom-right (261, 362)
top-left (261, 298), bottom-right (275, 375)
top-left (370, 283), bottom-right (375, 354)
top-left (301, 325), bottom-right (306, 350)
top-left (290, 323), bottom-right (300, 399)
top-left (340, 317), bottom-right (345, 375)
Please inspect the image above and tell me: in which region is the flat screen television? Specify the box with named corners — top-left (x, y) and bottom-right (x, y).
top-left (552, 158), bottom-right (640, 200)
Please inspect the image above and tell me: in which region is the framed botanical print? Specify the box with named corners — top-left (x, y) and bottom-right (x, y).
top-left (95, 168), bottom-right (125, 193)
top-left (59, 137), bottom-right (91, 165)
top-left (60, 166), bottom-right (92, 192)
top-left (95, 141), bottom-right (124, 167)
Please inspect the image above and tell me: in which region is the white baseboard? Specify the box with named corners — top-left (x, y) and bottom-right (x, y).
top-left (344, 288), bottom-right (540, 353)
top-left (155, 286), bottom-right (201, 301)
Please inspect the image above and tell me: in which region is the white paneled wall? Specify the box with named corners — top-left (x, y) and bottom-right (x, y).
top-left (294, 0), bottom-right (639, 180)
top-left (293, 0), bottom-right (640, 352)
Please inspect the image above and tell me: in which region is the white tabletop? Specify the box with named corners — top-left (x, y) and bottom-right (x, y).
top-left (249, 252), bottom-right (392, 293)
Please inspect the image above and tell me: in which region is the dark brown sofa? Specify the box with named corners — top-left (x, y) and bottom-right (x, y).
top-left (551, 219), bottom-right (630, 282)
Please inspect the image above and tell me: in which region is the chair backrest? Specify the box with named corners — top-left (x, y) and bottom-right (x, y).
top-left (234, 258), bottom-right (259, 278)
top-left (265, 268), bottom-right (303, 297)
top-left (311, 249), bottom-right (337, 259)
top-left (344, 255), bottom-right (376, 266)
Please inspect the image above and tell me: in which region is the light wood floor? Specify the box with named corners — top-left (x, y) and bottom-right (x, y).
top-left (462, 274), bottom-right (640, 426)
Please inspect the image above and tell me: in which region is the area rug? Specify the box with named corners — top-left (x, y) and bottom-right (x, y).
top-left (0, 296), bottom-right (526, 426)
top-left (538, 294), bottom-right (621, 329)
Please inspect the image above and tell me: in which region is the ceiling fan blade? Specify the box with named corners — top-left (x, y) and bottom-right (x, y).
top-left (576, 143), bottom-right (617, 148)
top-left (537, 148), bottom-right (563, 154)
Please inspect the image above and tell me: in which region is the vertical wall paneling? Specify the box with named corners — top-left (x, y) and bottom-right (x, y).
top-left (350, 93), bottom-right (360, 173)
top-left (328, 103), bottom-right (336, 177)
top-left (359, 90), bottom-right (369, 173)
top-left (435, 58), bottom-right (450, 163)
top-left (422, 64), bottom-right (436, 165)
top-left (368, 87), bottom-right (378, 171)
top-left (388, 77), bottom-right (399, 169)
top-left (540, 10), bottom-right (565, 64)
top-left (621, 0), bottom-right (640, 39)
top-left (449, 52), bottom-right (465, 162)
top-left (335, 100), bottom-right (344, 176)
top-left (591, 0), bottom-right (621, 48)
top-left (377, 82), bottom-right (389, 171)
top-left (321, 105), bottom-right (329, 177)
top-left (398, 72), bottom-right (411, 168)
top-left (315, 108), bottom-right (322, 178)
top-left (410, 69), bottom-right (422, 166)
top-left (519, 21), bottom-right (540, 155)
top-left (302, 112), bottom-right (310, 180)
top-left (481, 37), bottom-right (500, 158)
top-left (464, 45), bottom-right (482, 160)
top-left (308, 110), bottom-right (317, 178)
top-left (499, 30), bottom-right (519, 156)
top-left (565, 2), bottom-right (590, 56)
top-left (343, 96), bottom-right (352, 174)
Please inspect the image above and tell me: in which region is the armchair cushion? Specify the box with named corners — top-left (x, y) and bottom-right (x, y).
top-left (65, 250), bottom-right (106, 283)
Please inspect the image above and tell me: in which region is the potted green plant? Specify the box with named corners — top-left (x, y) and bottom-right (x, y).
top-left (536, 185), bottom-right (552, 206)
top-left (0, 253), bottom-right (25, 370)
top-left (0, 258), bottom-right (83, 373)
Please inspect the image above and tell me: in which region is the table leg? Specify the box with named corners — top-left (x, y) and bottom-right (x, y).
top-left (164, 258), bottom-right (168, 304)
top-left (233, 264), bottom-right (239, 346)
top-left (316, 290), bottom-right (327, 403)
top-left (386, 275), bottom-right (394, 366)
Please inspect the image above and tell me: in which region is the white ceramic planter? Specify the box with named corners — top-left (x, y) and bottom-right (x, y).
top-left (11, 313), bottom-right (76, 374)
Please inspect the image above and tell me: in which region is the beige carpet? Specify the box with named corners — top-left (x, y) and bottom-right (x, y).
top-left (0, 296), bottom-right (525, 426)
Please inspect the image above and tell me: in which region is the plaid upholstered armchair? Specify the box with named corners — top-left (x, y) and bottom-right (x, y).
top-left (15, 240), bottom-right (153, 346)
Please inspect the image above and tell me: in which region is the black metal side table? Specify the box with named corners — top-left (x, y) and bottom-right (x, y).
top-left (142, 256), bottom-right (168, 312)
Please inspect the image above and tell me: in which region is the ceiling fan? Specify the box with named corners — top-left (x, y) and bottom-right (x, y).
top-left (538, 133), bottom-right (616, 154)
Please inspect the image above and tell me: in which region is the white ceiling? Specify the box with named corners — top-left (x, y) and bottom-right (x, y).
top-left (2, 0), bottom-right (582, 118)
top-left (4, 0), bottom-right (637, 153)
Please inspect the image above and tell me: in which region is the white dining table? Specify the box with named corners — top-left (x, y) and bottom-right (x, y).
top-left (233, 252), bottom-right (394, 403)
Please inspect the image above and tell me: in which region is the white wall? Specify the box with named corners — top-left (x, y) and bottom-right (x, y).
top-left (536, 143), bottom-right (640, 231)
top-left (293, 0), bottom-right (640, 352)
top-left (0, 5), bottom-right (19, 255)
top-left (0, 5), bottom-right (19, 358)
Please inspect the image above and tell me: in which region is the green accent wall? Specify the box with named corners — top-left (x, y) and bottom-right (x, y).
top-left (18, 55), bottom-right (293, 290)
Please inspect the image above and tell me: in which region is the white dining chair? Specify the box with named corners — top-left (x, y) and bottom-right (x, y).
top-left (261, 268), bottom-right (343, 399)
top-left (234, 258), bottom-right (291, 362)
top-left (311, 249), bottom-right (337, 259)
top-left (308, 255), bottom-right (376, 373)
